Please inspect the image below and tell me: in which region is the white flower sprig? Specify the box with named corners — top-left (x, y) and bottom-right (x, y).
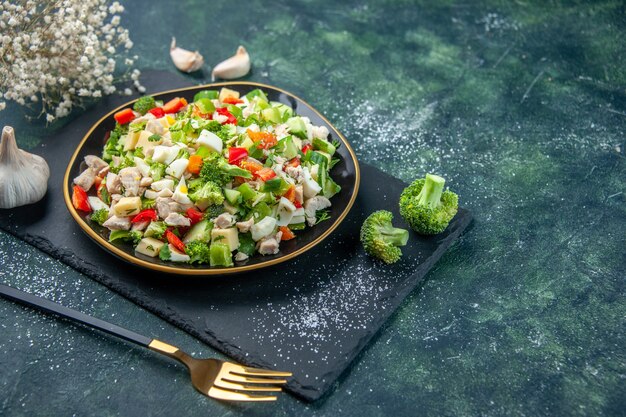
top-left (0, 0), bottom-right (143, 122)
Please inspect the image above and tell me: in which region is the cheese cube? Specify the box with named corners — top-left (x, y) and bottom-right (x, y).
top-left (113, 196), bottom-right (142, 217)
top-left (136, 129), bottom-right (162, 153)
top-left (211, 227), bottom-right (240, 251)
top-left (123, 130), bottom-right (140, 151)
top-left (168, 244), bottom-right (191, 262)
top-left (135, 237), bottom-right (165, 257)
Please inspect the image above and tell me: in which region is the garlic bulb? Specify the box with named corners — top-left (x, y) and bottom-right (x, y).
top-left (0, 126), bottom-right (50, 209)
top-left (211, 46), bottom-right (251, 81)
top-left (170, 37), bottom-right (204, 73)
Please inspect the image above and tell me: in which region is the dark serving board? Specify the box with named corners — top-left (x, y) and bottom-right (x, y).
top-left (0, 70), bottom-right (472, 401)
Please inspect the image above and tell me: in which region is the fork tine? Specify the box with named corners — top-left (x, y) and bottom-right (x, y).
top-left (225, 373), bottom-right (288, 384)
top-left (208, 386), bottom-right (277, 402)
top-left (226, 363), bottom-right (293, 377)
top-left (216, 379), bottom-right (282, 392)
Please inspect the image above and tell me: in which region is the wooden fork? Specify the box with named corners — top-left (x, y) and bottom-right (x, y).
top-left (0, 283), bottom-right (291, 401)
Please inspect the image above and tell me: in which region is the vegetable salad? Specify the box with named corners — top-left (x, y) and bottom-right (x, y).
top-left (72, 87), bottom-right (342, 266)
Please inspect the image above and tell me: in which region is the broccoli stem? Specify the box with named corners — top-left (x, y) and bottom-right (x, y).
top-left (379, 224), bottom-right (409, 247)
top-left (417, 174), bottom-right (445, 209)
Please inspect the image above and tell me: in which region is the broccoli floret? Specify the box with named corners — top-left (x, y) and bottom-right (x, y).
top-left (199, 153), bottom-right (230, 186)
top-left (189, 181), bottom-right (224, 207)
top-left (399, 174), bottom-right (458, 235)
top-left (133, 96), bottom-right (156, 115)
top-left (204, 204), bottom-right (226, 219)
top-left (149, 162), bottom-right (167, 181)
top-left (90, 208), bottom-right (109, 226)
top-left (185, 241), bottom-right (211, 264)
top-left (360, 210), bottom-right (409, 264)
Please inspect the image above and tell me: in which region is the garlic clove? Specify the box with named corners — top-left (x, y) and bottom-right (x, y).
top-left (0, 126), bottom-right (50, 209)
top-left (170, 37), bottom-right (204, 73)
top-left (211, 46), bottom-right (251, 82)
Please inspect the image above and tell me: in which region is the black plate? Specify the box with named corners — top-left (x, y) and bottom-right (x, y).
top-left (63, 82), bottom-right (360, 275)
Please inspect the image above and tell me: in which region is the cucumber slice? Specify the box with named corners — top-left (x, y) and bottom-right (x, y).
top-left (224, 188), bottom-right (242, 205)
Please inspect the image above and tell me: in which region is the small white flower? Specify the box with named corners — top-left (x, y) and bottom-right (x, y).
top-left (0, 102), bottom-right (6, 111)
top-left (46, 113), bottom-right (55, 122)
top-left (123, 88), bottom-right (132, 96)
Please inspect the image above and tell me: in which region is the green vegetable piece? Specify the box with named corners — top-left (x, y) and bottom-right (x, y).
top-left (261, 178), bottom-right (283, 192)
top-left (237, 183), bottom-right (256, 201)
top-left (195, 98), bottom-right (215, 114)
top-left (159, 244), bottom-right (172, 261)
top-left (195, 146), bottom-right (212, 158)
top-left (203, 205), bottom-right (225, 219)
top-left (245, 89), bottom-right (268, 102)
top-left (90, 208), bottom-right (109, 226)
top-left (249, 202), bottom-right (271, 222)
top-left (142, 198), bottom-right (156, 209)
top-left (218, 159), bottom-right (252, 179)
top-left (279, 136), bottom-right (298, 160)
top-left (360, 210), bottom-right (409, 264)
top-left (133, 96), bottom-right (156, 115)
top-left (148, 134), bottom-right (161, 142)
top-left (224, 188), bottom-right (242, 205)
top-left (237, 233), bottom-right (255, 256)
top-left (194, 90), bottom-right (219, 101)
top-left (99, 186), bottom-right (111, 205)
top-left (288, 222), bottom-right (306, 231)
top-left (184, 220), bottom-right (213, 243)
top-left (399, 174), bottom-right (459, 235)
top-left (270, 102), bottom-right (293, 121)
top-left (185, 241), bottom-right (212, 264)
top-left (209, 242), bottom-right (233, 267)
top-left (312, 137), bottom-right (336, 156)
top-left (286, 116), bottom-right (307, 139)
top-left (323, 176), bottom-right (342, 199)
top-left (226, 104), bottom-right (242, 119)
top-left (144, 221), bottom-right (167, 239)
top-left (109, 230), bottom-right (143, 245)
top-left (261, 107), bottom-right (281, 124)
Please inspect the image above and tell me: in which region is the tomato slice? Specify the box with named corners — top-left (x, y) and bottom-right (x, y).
top-left (293, 200), bottom-right (303, 209)
top-left (186, 208), bottom-right (203, 225)
top-left (256, 167), bottom-right (276, 181)
top-left (240, 159), bottom-right (264, 176)
top-left (279, 226), bottom-right (296, 241)
top-left (148, 107), bottom-right (165, 118)
top-left (165, 229), bottom-right (186, 253)
top-left (282, 184), bottom-right (296, 202)
top-left (71, 185), bottom-right (91, 212)
top-left (228, 147), bottom-right (248, 165)
top-left (113, 108), bottom-right (135, 125)
top-left (286, 157), bottom-right (301, 168)
top-left (302, 143), bottom-right (313, 154)
top-left (131, 209), bottom-right (157, 224)
top-left (222, 97), bottom-right (243, 104)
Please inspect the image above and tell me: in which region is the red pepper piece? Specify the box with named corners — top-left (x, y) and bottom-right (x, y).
top-left (165, 229), bottom-right (186, 253)
top-left (148, 107), bottom-right (165, 118)
top-left (131, 209), bottom-right (158, 224)
top-left (113, 108), bottom-right (135, 125)
top-left (185, 208), bottom-right (204, 225)
top-left (215, 107), bottom-right (237, 125)
top-left (71, 185), bottom-right (91, 212)
top-left (301, 143), bottom-right (313, 154)
top-left (293, 200), bottom-right (303, 209)
top-left (228, 147), bottom-right (248, 165)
